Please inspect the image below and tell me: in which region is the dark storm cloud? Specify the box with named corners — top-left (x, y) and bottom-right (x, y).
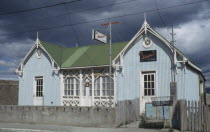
top-left (0, 0), bottom-right (209, 86)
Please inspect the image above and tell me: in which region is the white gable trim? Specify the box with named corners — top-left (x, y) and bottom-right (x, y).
top-left (16, 39), bottom-right (60, 76)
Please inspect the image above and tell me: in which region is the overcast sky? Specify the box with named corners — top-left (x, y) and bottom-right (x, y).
top-left (0, 0), bottom-right (209, 88)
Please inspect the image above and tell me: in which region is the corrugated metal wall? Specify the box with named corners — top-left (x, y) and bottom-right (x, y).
top-left (116, 32), bottom-right (200, 115)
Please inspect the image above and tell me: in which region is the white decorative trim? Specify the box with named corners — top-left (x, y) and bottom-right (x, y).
top-left (113, 21), bottom-right (202, 74)
top-left (36, 49), bottom-right (42, 59)
top-left (143, 37), bottom-right (153, 49)
top-left (16, 39), bottom-right (60, 76)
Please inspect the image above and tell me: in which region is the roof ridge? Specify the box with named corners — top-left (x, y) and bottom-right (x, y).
top-left (41, 40), bottom-right (128, 49)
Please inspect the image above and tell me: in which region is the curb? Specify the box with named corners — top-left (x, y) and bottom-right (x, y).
top-left (0, 128), bottom-right (54, 132)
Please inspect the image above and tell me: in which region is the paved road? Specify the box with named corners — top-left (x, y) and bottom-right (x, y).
top-left (0, 123), bottom-right (163, 132)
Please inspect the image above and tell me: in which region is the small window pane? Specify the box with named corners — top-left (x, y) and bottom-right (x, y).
top-left (148, 82), bottom-right (151, 88)
top-left (152, 89), bottom-right (154, 95)
top-left (148, 89), bottom-right (151, 95)
top-left (144, 75), bottom-right (147, 81)
top-left (151, 82), bottom-right (154, 88)
top-left (151, 75), bottom-right (154, 81)
top-left (144, 82), bottom-right (147, 88)
top-left (144, 89), bottom-right (147, 95)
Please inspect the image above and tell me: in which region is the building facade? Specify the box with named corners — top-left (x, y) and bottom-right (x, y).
top-left (16, 21), bottom-right (205, 115)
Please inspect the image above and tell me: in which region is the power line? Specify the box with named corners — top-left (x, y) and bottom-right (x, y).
top-left (0, 0), bottom-right (139, 28)
top-left (0, 0), bottom-right (209, 37)
top-left (154, 0), bottom-right (167, 27)
top-left (154, 0), bottom-right (171, 40)
top-left (0, 0), bottom-right (81, 16)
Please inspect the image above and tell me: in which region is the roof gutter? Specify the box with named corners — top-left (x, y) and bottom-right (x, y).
top-left (186, 60), bottom-right (202, 72)
top-left (60, 65), bottom-right (109, 70)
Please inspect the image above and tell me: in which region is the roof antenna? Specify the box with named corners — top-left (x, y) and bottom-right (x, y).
top-left (144, 12), bottom-right (147, 23)
top-left (144, 12), bottom-right (148, 35)
top-left (36, 32), bottom-right (40, 48)
top-left (37, 32), bottom-right (39, 40)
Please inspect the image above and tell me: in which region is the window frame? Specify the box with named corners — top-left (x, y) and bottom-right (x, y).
top-left (100, 75), bottom-right (114, 97)
top-left (142, 71), bottom-right (156, 97)
top-left (35, 76), bottom-right (44, 97)
top-left (64, 77), bottom-right (80, 97)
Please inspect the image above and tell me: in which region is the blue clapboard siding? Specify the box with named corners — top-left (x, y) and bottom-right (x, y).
top-left (18, 48), bottom-right (61, 105)
top-left (116, 32), bottom-right (200, 102)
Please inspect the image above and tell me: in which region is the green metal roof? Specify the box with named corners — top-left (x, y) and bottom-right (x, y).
top-left (40, 41), bottom-right (128, 68)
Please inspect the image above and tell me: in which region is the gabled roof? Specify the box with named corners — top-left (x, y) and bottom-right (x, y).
top-left (40, 41), bottom-right (128, 68)
top-left (114, 20), bottom-right (202, 72)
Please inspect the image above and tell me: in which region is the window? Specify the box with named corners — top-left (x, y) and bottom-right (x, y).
top-left (35, 77), bottom-right (43, 97)
top-left (82, 80), bottom-right (86, 96)
top-left (64, 77), bottom-right (80, 96)
top-left (94, 78), bottom-right (100, 96)
top-left (102, 76), bottom-right (114, 96)
top-left (75, 79), bottom-right (79, 96)
top-left (143, 72), bottom-right (155, 96)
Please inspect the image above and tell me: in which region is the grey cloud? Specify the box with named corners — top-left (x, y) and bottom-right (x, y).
top-left (0, 0), bottom-right (209, 83)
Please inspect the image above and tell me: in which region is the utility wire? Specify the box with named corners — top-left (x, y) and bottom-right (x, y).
top-left (0, 0), bottom-right (209, 37)
top-left (154, 0), bottom-right (167, 27)
top-left (154, 0), bottom-right (171, 40)
top-left (0, 0), bottom-right (139, 28)
top-left (0, 0), bottom-right (81, 16)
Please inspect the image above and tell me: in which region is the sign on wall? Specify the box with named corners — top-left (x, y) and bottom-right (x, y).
top-left (139, 50), bottom-right (157, 62)
top-left (92, 30), bottom-right (107, 43)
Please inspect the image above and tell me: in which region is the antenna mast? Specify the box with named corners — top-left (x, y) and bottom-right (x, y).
top-left (171, 25), bottom-right (176, 82)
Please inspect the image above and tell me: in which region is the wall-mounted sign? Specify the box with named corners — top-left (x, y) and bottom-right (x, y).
top-left (139, 50), bottom-right (157, 62)
top-left (92, 30), bottom-right (107, 43)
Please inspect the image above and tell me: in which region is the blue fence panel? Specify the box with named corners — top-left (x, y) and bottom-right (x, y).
top-left (145, 103), bottom-right (170, 120)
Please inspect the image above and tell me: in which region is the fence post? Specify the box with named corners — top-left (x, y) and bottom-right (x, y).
top-left (208, 107), bottom-right (210, 132)
top-left (188, 101), bottom-right (191, 131)
top-left (180, 100), bottom-right (187, 132)
top-left (192, 101), bottom-right (195, 131)
top-left (198, 101), bottom-right (202, 132)
top-left (195, 101), bottom-right (198, 131)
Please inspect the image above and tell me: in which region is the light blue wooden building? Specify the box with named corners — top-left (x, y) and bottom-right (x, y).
top-left (16, 20), bottom-right (205, 117)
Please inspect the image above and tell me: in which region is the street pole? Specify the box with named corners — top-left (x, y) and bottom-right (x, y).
top-left (101, 21), bottom-right (122, 107)
top-left (171, 25), bottom-right (176, 82)
top-left (109, 22), bottom-right (112, 107)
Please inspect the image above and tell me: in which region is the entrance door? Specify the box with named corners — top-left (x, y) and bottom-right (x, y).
top-left (34, 77), bottom-right (44, 105)
top-left (81, 78), bottom-right (92, 106)
top-left (140, 72), bottom-right (156, 114)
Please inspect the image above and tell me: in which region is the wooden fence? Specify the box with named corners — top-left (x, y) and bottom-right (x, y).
top-left (179, 100), bottom-right (210, 132)
top-left (116, 98), bottom-right (140, 125)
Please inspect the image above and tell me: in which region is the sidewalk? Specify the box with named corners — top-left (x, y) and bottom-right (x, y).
top-left (0, 123), bottom-right (166, 132)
